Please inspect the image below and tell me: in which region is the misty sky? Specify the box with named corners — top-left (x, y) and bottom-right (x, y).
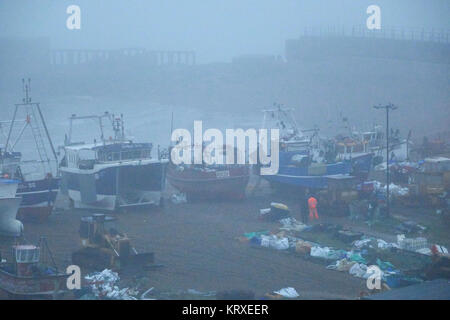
top-left (1, 0), bottom-right (449, 63)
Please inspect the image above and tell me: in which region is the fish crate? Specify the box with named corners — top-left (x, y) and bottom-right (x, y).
top-left (398, 237), bottom-right (428, 252)
top-left (423, 157), bottom-right (450, 173)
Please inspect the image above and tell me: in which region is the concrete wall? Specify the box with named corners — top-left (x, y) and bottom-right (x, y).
top-left (49, 49), bottom-right (196, 66)
top-left (286, 35), bottom-right (450, 65)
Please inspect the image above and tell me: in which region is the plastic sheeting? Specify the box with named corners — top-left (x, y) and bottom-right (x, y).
top-left (171, 193), bottom-right (187, 204)
top-left (260, 235), bottom-right (289, 250)
top-left (310, 246), bottom-right (347, 260)
top-left (352, 237), bottom-right (399, 250)
top-left (85, 269), bottom-right (137, 300)
top-left (327, 258), bottom-right (357, 272)
top-left (349, 263), bottom-right (369, 278)
top-left (274, 287), bottom-right (299, 298)
top-left (279, 217), bottom-right (308, 232)
top-left (374, 181), bottom-right (409, 197)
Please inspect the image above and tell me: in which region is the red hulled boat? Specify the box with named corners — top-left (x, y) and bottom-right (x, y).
top-left (167, 162), bottom-right (250, 200)
top-left (0, 241), bottom-right (69, 299)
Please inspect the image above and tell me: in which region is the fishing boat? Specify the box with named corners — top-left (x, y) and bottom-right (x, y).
top-left (333, 136), bottom-right (374, 180)
top-left (334, 116), bottom-right (411, 163)
top-left (368, 127), bottom-right (411, 163)
top-left (59, 112), bottom-right (167, 210)
top-left (15, 175), bottom-right (60, 222)
top-left (0, 178), bottom-right (23, 237)
top-left (0, 150), bottom-right (59, 222)
top-left (1, 80), bottom-right (60, 222)
top-left (167, 155), bottom-right (250, 200)
top-left (259, 105), bottom-right (354, 190)
top-left (263, 142), bottom-right (353, 189)
top-left (0, 239), bottom-right (68, 299)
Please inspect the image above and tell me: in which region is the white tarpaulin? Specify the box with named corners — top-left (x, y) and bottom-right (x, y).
top-left (260, 235), bottom-right (289, 250)
top-left (85, 269), bottom-right (137, 300)
top-left (274, 287), bottom-right (299, 298)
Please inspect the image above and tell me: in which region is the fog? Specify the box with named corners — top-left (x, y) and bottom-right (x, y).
top-left (1, 1), bottom-right (450, 301)
top-left (1, 0), bottom-right (450, 62)
top-left (0, 0), bottom-right (449, 147)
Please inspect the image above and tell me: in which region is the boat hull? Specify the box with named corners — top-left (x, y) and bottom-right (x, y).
top-left (61, 161), bottom-right (166, 210)
top-left (262, 154), bottom-right (353, 190)
top-left (371, 140), bottom-right (410, 162)
top-left (264, 173), bottom-right (343, 189)
top-left (16, 177), bottom-right (59, 222)
top-left (339, 152), bottom-right (374, 181)
top-left (0, 197), bottom-right (23, 237)
top-left (167, 164), bottom-right (250, 199)
top-left (0, 179), bottom-right (19, 198)
top-left (0, 267), bottom-right (68, 298)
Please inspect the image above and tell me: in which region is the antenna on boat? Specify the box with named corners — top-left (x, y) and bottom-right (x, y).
top-left (170, 111), bottom-right (174, 145)
top-left (121, 113), bottom-right (125, 141)
top-left (22, 78), bottom-right (32, 104)
top-left (100, 111), bottom-right (108, 143)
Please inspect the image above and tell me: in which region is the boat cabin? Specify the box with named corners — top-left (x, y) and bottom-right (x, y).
top-left (280, 140), bottom-right (311, 152)
top-left (0, 245), bottom-right (41, 277)
top-left (63, 142), bottom-right (153, 170)
top-left (336, 140), bottom-right (366, 154)
top-left (14, 245), bottom-right (40, 276)
top-left (0, 150), bottom-right (22, 178)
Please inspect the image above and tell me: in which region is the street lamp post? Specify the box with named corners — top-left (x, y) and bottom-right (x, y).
top-left (373, 103), bottom-right (398, 217)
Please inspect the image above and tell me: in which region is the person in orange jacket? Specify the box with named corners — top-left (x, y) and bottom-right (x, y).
top-left (308, 196), bottom-right (319, 220)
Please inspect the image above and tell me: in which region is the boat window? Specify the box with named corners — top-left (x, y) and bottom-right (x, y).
top-left (128, 151), bottom-right (138, 159)
top-left (97, 151), bottom-right (117, 162)
top-left (97, 148), bottom-right (152, 162)
top-left (67, 150), bottom-right (79, 168)
top-left (353, 144), bottom-right (364, 152)
top-left (14, 246), bottom-right (40, 263)
top-left (286, 143), bottom-right (309, 152)
top-left (143, 149), bottom-right (151, 158)
top-left (78, 149), bottom-right (96, 160)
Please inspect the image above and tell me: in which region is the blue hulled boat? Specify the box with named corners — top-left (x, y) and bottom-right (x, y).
top-left (263, 142), bottom-right (353, 189)
top-left (259, 105), bottom-right (357, 190)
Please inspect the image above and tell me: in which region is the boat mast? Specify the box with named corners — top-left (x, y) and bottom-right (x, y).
top-left (170, 111), bottom-right (174, 140)
top-left (112, 113), bottom-right (125, 141)
top-left (67, 112), bottom-right (111, 145)
top-left (6, 79), bottom-right (59, 176)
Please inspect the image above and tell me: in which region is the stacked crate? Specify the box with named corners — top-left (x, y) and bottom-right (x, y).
top-left (412, 157), bottom-right (450, 195)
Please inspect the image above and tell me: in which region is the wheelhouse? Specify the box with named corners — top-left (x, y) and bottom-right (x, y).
top-left (63, 142), bottom-right (154, 170)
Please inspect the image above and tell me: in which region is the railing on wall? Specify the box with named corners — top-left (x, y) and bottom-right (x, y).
top-left (50, 48), bottom-right (196, 66)
top-left (300, 25), bottom-right (449, 44)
